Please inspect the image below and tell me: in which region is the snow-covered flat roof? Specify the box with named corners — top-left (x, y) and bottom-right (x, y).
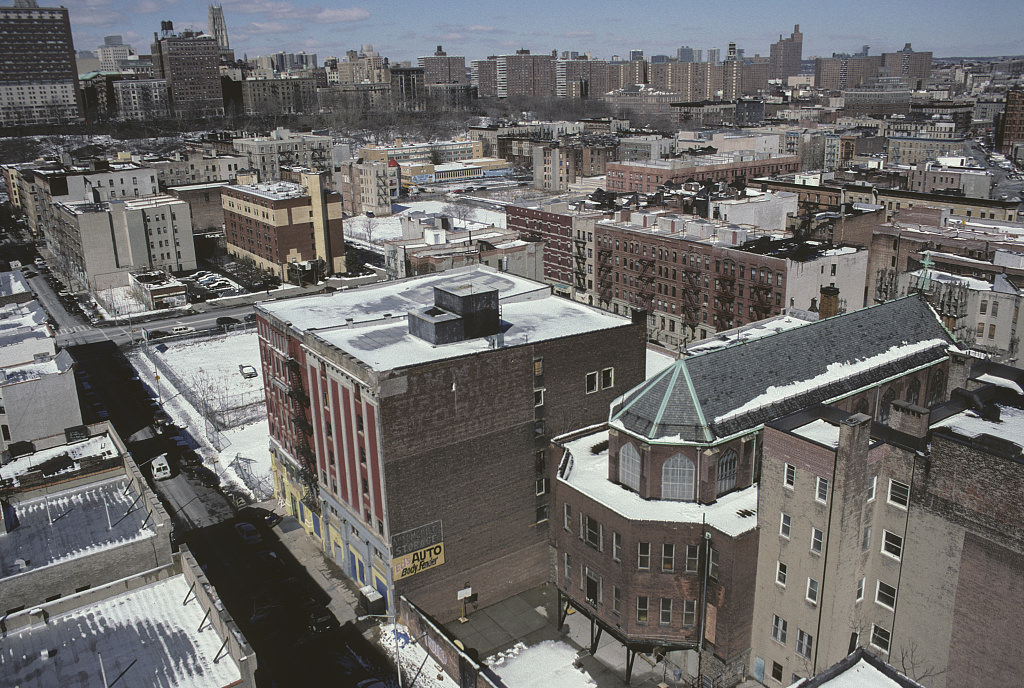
top-left (558, 428), bottom-right (758, 536)
top-left (315, 294), bottom-right (630, 371)
top-left (801, 657), bottom-right (917, 688)
top-left (260, 266), bottom-right (547, 331)
top-left (792, 418), bottom-right (841, 448)
top-left (932, 404), bottom-right (1024, 450)
top-left (0, 433), bottom-right (119, 484)
top-left (0, 476), bottom-right (156, 580)
top-left (0, 575), bottom-right (241, 688)
top-left (685, 315), bottom-right (810, 355)
top-left (0, 349), bottom-right (73, 385)
top-left (233, 180), bottom-right (306, 201)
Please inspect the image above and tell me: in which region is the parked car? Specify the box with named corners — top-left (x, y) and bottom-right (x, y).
top-left (217, 316), bottom-right (240, 327)
top-left (234, 521), bottom-right (262, 545)
top-left (307, 605), bottom-right (339, 633)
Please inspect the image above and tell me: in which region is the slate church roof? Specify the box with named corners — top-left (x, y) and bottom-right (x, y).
top-left (610, 295), bottom-right (956, 443)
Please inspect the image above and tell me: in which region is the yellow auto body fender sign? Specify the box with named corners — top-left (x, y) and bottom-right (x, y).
top-left (392, 542), bottom-right (445, 580)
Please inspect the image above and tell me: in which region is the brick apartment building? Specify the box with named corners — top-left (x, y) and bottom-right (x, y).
top-left (551, 295), bottom-right (957, 687)
top-left (592, 214), bottom-right (868, 347)
top-left (750, 358), bottom-right (1024, 688)
top-left (253, 266), bottom-right (647, 621)
top-left (150, 29), bottom-right (224, 119)
top-left (606, 156), bottom-right (801, 194)
top-left (221, 172), bottom-right (345, 279)
top-left (505, 201), bottom-right (587, 295)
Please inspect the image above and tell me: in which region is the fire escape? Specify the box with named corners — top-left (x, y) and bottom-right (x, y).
top-left (286, 356), bottom-right (320, 515)
top-left (750, 284), bottom-right (774, 321)
top-left (714, 273), bottom-right (736, 331)
top-left (636, 257), bottom-right (655, 311)
top-left (596, 247), bottom-right (613, 306)
top-left (573, 237), bottom-right (588, 292)
top-left (680, 259), bottom-right (702, 334)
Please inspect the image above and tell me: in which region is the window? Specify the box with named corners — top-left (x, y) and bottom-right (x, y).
top-left (992, 300), bottom-right (999, 317)
top-left (564, 552), bottom-right (571, 584)
top-left (980, 300), bottom-right (987, 315)
top-left (882, 530), bottom-right (903, 560)
top-left (709, 548), bottom-right (720, 580)
top-left (683, 544), bottom-right (698, 572)
top-left (585, 515), bottom-right (602, 550)
top-left (536, 505), bottom-right (548, 523)
top-left (536, 478), bottom-right (549, 496)
top-left (871, 624), bottom-right (891, 653)
top-left (876, 580), bottom-right (897, 609)
top-left (989, 323), bottom-right (997, 339)
top-left (862, 526), bottom-right (872, 552)
top-left (717, 448), bottom-right (738, 495)
top-left (771, 614), bottom-right (788, 644)
top-left (888, 479), bottom-right (910, 508)
top-left (682, 599), bottom-right (696, 625)
top-left (806, 578), bottom-right (819, 605)
top-left (776, 561), bottom-right (787, 586)
top-left (867, 475), bottom-right (877, 502)
top-left (662, 544), bottom-right (674, 572)
top-left (586, 371), bottom-right (598, 394)
top-left (816, 476), bottom-right (829, 504)
top-left (585, 568), bottom-right (601, 604)
top-left (613, 531), bottom-right (622, 562)
top-left (601, 367), bottom-right (614, 389)
top-left (857, 577), bottom-right (865, 601)
top-left (563, 503), bottom-right (572, 531)
top-left (534, 389), bottom-right (544, 407)
top-left (619, 443), bottom-right (641, 492)
top-left (534, 358), bottom-right (543, 376)
top-left (660, 598), bottom-right (672, 625)
top-left (612, 586), bottom-right (620, 614)
top-left (636, 596), bottom-right (649, 624)
top-left (662, 454), bottom-right (695, 500)
top-left (811, 527), bottom-right (823, 554)
top-left (796, 630), bottom-right (814, 659)
top-left (771, 662), bottom-right (784, 682)
top-left (784, 463), bottom-right (795, 487)
top-left (780, 512), bottom-right (792, 538)
top-left (638, 542), bottom-right (650, 570)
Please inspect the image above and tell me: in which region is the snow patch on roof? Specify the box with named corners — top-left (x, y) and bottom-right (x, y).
top-left (715, 338), bottom-right (951, 424)
top-left (792, 418), bottom-right (841, 448)
top-left (559, 428), bottom-right (758, 536)
top-left (488, 640), bottom-right (596, 688)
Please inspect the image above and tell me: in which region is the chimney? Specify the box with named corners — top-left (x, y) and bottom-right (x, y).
top-left (819, 285), bottom-right (840, 319)
top-left (889, 401), bottom-right (929, 438)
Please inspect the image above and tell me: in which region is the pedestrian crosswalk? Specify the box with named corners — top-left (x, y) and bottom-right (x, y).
top-left (57, 324), bottom-right (92, 334)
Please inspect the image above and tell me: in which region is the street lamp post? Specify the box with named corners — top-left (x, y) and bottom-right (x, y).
top-left (358, 613), bottom-right (403, 688)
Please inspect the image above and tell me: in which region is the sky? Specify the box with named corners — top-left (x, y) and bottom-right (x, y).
top-left (62, 0), bottom-right (1022, 66)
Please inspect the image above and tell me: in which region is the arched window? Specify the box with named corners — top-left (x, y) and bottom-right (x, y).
top-left (905, 378), bottom-right (920, 406)
top-left (717, 449), bottom-right (738, 496)
top-left (928, 368), bottom-right (945, 406)
top-left (854, 398), bottom-right (870, 416)
top-left (619, 443), bottom-right (641, 492)
top-left (662, 454), bottom-right (695, 501)
top-left (879, 387), bottom-right (897, 423)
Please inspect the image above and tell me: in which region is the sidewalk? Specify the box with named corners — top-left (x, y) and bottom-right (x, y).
top-left (258, 500), bottom-right (364, 627)
top-left (261, 499), bottom-right (719, 688)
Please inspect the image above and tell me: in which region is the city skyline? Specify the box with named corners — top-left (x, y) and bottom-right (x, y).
top-left (61, 0), bottom-right (1022, 68)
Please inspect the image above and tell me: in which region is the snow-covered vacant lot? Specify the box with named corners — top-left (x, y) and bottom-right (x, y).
top-left (130, 330), bottom-right (273, 500)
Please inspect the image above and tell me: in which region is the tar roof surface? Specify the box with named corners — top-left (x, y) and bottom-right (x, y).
top-left (610, 295), bottom-right (955, 443)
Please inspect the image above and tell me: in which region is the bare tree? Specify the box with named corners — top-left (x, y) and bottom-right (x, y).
top-left (442, 201), bottom-right (476, 228)
top-left (361, 214), bottom-right (378, 244)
